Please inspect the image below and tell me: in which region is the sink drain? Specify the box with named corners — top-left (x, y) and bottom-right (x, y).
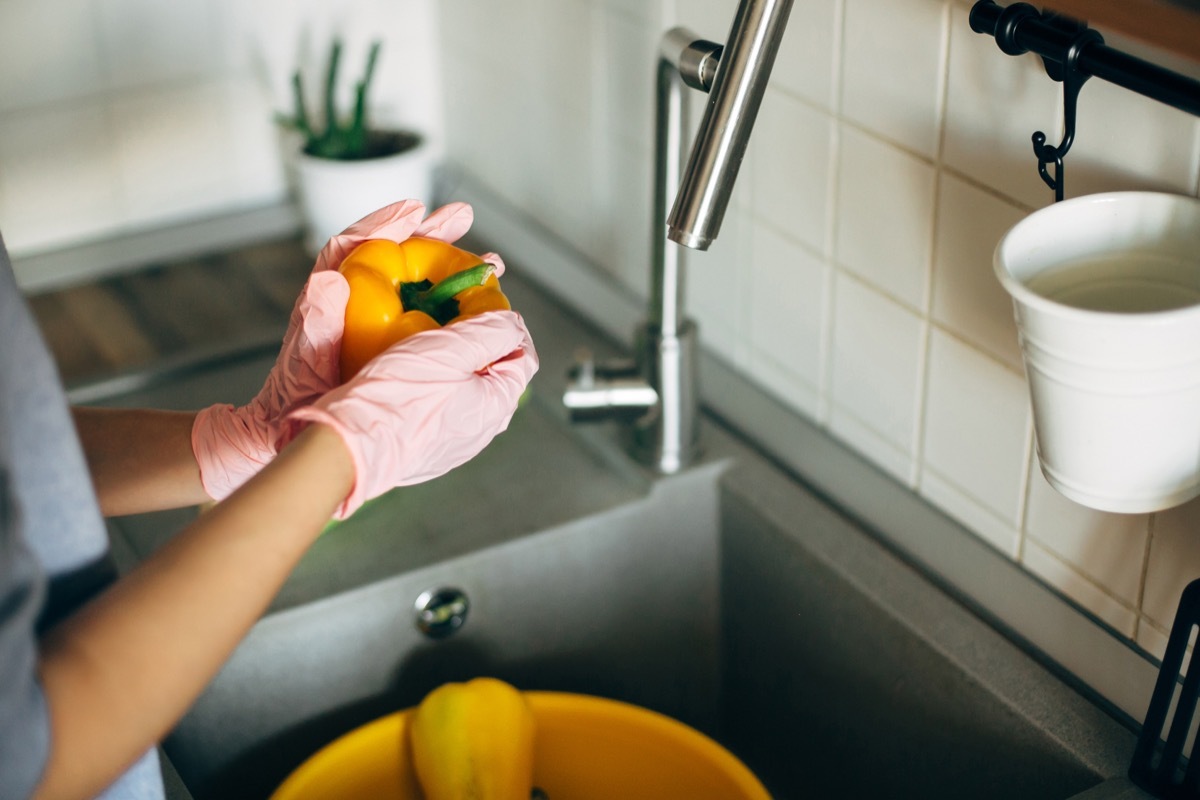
top-left (414, 587), bottom-right (469, 639)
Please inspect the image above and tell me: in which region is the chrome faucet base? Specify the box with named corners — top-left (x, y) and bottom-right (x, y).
top-left (629, 321), bottom-right (701, 474)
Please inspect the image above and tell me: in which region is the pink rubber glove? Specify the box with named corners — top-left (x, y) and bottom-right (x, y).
top-left (191, 199), bottom-right (505, 502)
top-left (313, 198), bottom-right (507, 277)
top-left (190, 270), bottom-right (348, 501)
top-left (283, 310), bottom-right (538, 519)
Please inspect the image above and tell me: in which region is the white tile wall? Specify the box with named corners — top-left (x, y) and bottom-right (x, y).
top-left (751, 88), bottom-right (835, 254)
top-left (1144, 497), bottom-right (1200, 633)
top-left (768, 0), bottom-right (840, 111)
top-left (0, 102), bottom-right (121, 253)
top-left (0, 0), bottom-right (442, 259)
top-left (1070, 77), bottom-right (1200, 199)
top-left (0, 1), bottom-right (104, 111)
top-left (841, 0), bottom-right (948, 159)
top-left (745, 219), bottom-right (828, 419)
top-left (942, 3), bottom-right (1061, 209)
top-left (834, 124), bottom-right (936, 310)
top-left (829, 273), bottom-right (925, 483)
top-left (930, 173), bottom-right (1025, 368)
top-left (5, 0), bottom-right (1200, 702)
top-left (920, 329), bottom-right (1030, 541)
top-left (685, 201), bottom-right (750, 367)
top-left (1023, 462), bottom-right (1148, 635)
top-left (433, 0), bottom-right (1200, 674)
top-left (94, 0), bottom-right (225, 90)
top-left (110, 83), bottom-right (242, 225)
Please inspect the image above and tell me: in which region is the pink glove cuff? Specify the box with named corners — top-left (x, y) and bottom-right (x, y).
top-left (191, 403), bottom-right (273, 501)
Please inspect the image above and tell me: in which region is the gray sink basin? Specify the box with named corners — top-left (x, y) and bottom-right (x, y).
top-left (92, 269), bottom-right (1144, 800)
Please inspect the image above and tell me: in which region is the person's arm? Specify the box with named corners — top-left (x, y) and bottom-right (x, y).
top-left (72, 407), bottom-right (210, 517)
top-left (32, 421), bottom-right (354, 800)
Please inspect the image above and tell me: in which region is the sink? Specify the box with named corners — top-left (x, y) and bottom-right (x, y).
top-left (91, 268), bottom-right (1144, 800)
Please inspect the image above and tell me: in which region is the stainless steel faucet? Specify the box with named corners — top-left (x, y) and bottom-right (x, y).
top-left (564, 0), bottom-right (794, 473)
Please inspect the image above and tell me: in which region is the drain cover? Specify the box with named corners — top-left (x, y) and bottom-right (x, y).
top-left (414, 587), bottom-right (469, 639)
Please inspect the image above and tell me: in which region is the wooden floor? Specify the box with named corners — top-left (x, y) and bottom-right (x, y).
top-left (28, 238), bottom-right (313, 388)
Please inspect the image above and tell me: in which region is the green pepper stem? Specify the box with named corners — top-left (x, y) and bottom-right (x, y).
top-left (420, 263), bottom-right (493, 308)
top-left (403, 263), bottom-right (494, 325)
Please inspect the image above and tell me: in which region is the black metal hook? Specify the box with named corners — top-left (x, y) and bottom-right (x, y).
top-left (972, 1), bottom-right (1105, 202)
top-left (1031, 21), bottom-right (1103, 202)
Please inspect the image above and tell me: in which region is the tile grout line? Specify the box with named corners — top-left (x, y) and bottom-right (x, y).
top-left (817, 0), bottom-right (847, 429)
top-left (912, 0), bottom-right (955, 492)
top-left (1133, 513), bottom-right (1157, 645)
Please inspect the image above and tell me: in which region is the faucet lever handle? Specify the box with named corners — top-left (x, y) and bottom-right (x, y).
top-left (564, 348), bottom-right (657, 421)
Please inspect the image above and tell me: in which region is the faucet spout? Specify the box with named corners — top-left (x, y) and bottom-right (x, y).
top-left (667, 0), bottom-right (795, 251)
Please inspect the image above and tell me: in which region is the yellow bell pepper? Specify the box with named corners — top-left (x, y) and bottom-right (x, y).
top-left (409, 677), bottom-right (536, 800)
top-left (338, 237), bottom-right (511, 381)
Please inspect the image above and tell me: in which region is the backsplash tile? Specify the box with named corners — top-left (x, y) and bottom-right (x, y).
top-left (942, 3), bottom-right (1061, 208)
top-left (921, 468), bottom-right (1022, 556)
top-left (1024, 464), bottom-right (1149, 609)
top-left (1144, 496), bottom-right (1200, 632)
top-left (676, 0), bottom-right (741, 42)
top-left (745, 219), bottom-right (827, 418)
top-left (829, 271), bottom-right (924, 482)
top-left (920, 327), bottom-right (1030, 528)
top-left (1070, 77), bottom-right (1200, 198)
top-left (439, 50), bottom-right (514, 201)
top-left (595, 135), bottom-right (655, 298)
top-left (438, 0), bottom-right (533, 53)
top-left (768, 0), bottom-right (840, 111)
top-left (930, 173), bottom-right (1025, 369)
top-left (110, 83), bottom-right (241, 225)
top-left (0, 0), bottom-right (442, 260)
top-left (750, 89), bottom-right (835, 255)
top-left (686, 201), bottom-right (751, 366)
top-left (0, 102), bottom-right (121, 254)
top-left (601, 6), bottom-right (658, 145)
top-left (1022, 539), bottom-right (1139, 637)
top-left (598, 0), bottom-right (662, 25)
top-left (834, 125), bottom-right (936, 310)
top-left (94, 0), bottom-right (224, 91)
top-left (841, 0), bottom-right (948, 158)
top-left (0, 0), bottom-right (103, 112)
top-left (223, 80), bottom-right (289, 206)
top-left (1137, 623), bottom-right (1170, 664)
top-left (518, 0), bottom-right (594, 117)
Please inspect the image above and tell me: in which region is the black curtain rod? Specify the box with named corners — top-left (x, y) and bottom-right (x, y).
top-left (969, 0), bottom-right (1200, 118)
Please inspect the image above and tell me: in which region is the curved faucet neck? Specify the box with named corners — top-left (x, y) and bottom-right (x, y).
top-left (667, 0), bottom-right (795, 251)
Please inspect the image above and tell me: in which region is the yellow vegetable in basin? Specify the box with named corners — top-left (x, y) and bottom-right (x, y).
top-left (270, 685), bottom-right (770, 800)
top-left (409, 677), bottom-right (536, 800)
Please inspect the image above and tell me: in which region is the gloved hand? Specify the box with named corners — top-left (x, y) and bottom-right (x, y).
top-left (191, 199), bottom-right (504, 502)
top-left (313, 198), bottom-right (507, 277)
top-left (283, 309), bottom-right (538, 519)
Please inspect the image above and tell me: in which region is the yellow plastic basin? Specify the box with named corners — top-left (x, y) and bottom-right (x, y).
top-left (271, 691), bottom-right (771, 800)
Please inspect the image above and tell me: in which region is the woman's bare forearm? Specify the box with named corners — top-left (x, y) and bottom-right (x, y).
top-left (72, 407), bottom-right (210, 516)
top-left (33, 422), bottom-right (354, 800)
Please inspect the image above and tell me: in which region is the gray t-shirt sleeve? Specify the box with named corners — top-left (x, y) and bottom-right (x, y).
top-left (0, 235), bottom-right (164, 799)
top-left (0, 466), bottom-right (51, 800)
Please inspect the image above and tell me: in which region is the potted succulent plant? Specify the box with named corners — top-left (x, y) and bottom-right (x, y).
top-left (280, 39), bottom-right (434, 253)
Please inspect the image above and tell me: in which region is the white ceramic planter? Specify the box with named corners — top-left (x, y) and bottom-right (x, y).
top-left (294, 135), bottom-right (435, 254)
